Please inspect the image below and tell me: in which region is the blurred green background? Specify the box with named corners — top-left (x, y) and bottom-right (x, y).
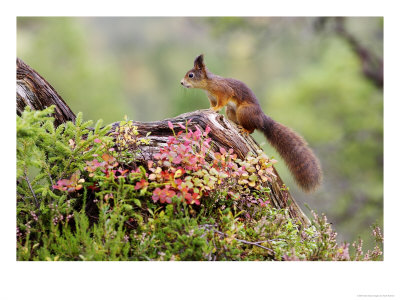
top-left (17, 17), bottom-right (383, 250)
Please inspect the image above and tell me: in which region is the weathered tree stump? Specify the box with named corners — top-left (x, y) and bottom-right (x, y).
top-left (16, 57), bottom-right (311, 226)
top-left (17, 58), bottom-right (76, 126)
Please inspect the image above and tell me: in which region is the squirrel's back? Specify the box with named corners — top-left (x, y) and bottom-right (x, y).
top-left (224, 78), bottom-right (259, 104)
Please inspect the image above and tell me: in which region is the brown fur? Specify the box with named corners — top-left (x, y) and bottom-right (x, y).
top-left (181, 54), bottom-right (322, 191)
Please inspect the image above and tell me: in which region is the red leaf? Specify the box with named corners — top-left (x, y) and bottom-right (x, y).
top-left (135, 179), bottom-right (149, 190)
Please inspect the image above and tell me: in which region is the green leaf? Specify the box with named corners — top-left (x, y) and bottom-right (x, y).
top-left (133, 199), bottom-right (142, 208)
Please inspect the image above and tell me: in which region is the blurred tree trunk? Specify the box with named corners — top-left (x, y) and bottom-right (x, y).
top-left (334, 17), bottom-right (383, 89)
top-left (314, 17), bottom-right (383, 89)
top-left (16, 57), bottom-right (311, 227)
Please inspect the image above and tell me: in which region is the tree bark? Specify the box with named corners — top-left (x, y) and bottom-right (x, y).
top-left (16, 57), bottom-right (311, 227)
top-left (17, 58), bottom-right (76, 126)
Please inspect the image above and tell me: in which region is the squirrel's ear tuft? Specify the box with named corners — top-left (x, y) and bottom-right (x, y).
top-left (194, 54), bottom-right (205, 70)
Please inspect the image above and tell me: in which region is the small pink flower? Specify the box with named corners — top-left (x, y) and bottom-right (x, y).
top-left (30, 211), bottom-right (38, 222)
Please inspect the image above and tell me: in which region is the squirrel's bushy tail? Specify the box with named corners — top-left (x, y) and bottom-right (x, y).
top-left (260, 114), bottom-right (322, 192)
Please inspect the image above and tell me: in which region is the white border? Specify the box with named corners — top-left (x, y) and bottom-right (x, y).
top-left (2, 1), bottom-right (399, 299)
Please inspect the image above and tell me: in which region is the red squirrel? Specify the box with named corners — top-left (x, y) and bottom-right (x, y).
top-left (181, 54), bottom-right (322, 191)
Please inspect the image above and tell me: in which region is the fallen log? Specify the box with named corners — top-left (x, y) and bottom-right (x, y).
top-left (16, 57), bottom-right (311, 226)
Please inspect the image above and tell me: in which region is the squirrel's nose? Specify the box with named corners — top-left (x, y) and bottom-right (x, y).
top-left (180, 80), bottom-right (184, 85)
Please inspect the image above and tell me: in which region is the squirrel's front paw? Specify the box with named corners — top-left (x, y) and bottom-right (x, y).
top-left (210, 107), bottom-right (221, 113)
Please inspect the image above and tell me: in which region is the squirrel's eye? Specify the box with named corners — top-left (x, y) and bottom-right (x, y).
top-left (188, 73), bottom-right (194, 78)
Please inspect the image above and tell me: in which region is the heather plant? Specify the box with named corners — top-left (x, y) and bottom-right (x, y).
top-left (16, 106), bottom-right (383, 261)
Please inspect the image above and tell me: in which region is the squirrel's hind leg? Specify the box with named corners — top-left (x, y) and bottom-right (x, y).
top-left (236, 104), bottom-right (263, 134)
top-left (226, 104), bottom-right (251, 135)
top-left (226, 103), bottom-right (239, 124)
